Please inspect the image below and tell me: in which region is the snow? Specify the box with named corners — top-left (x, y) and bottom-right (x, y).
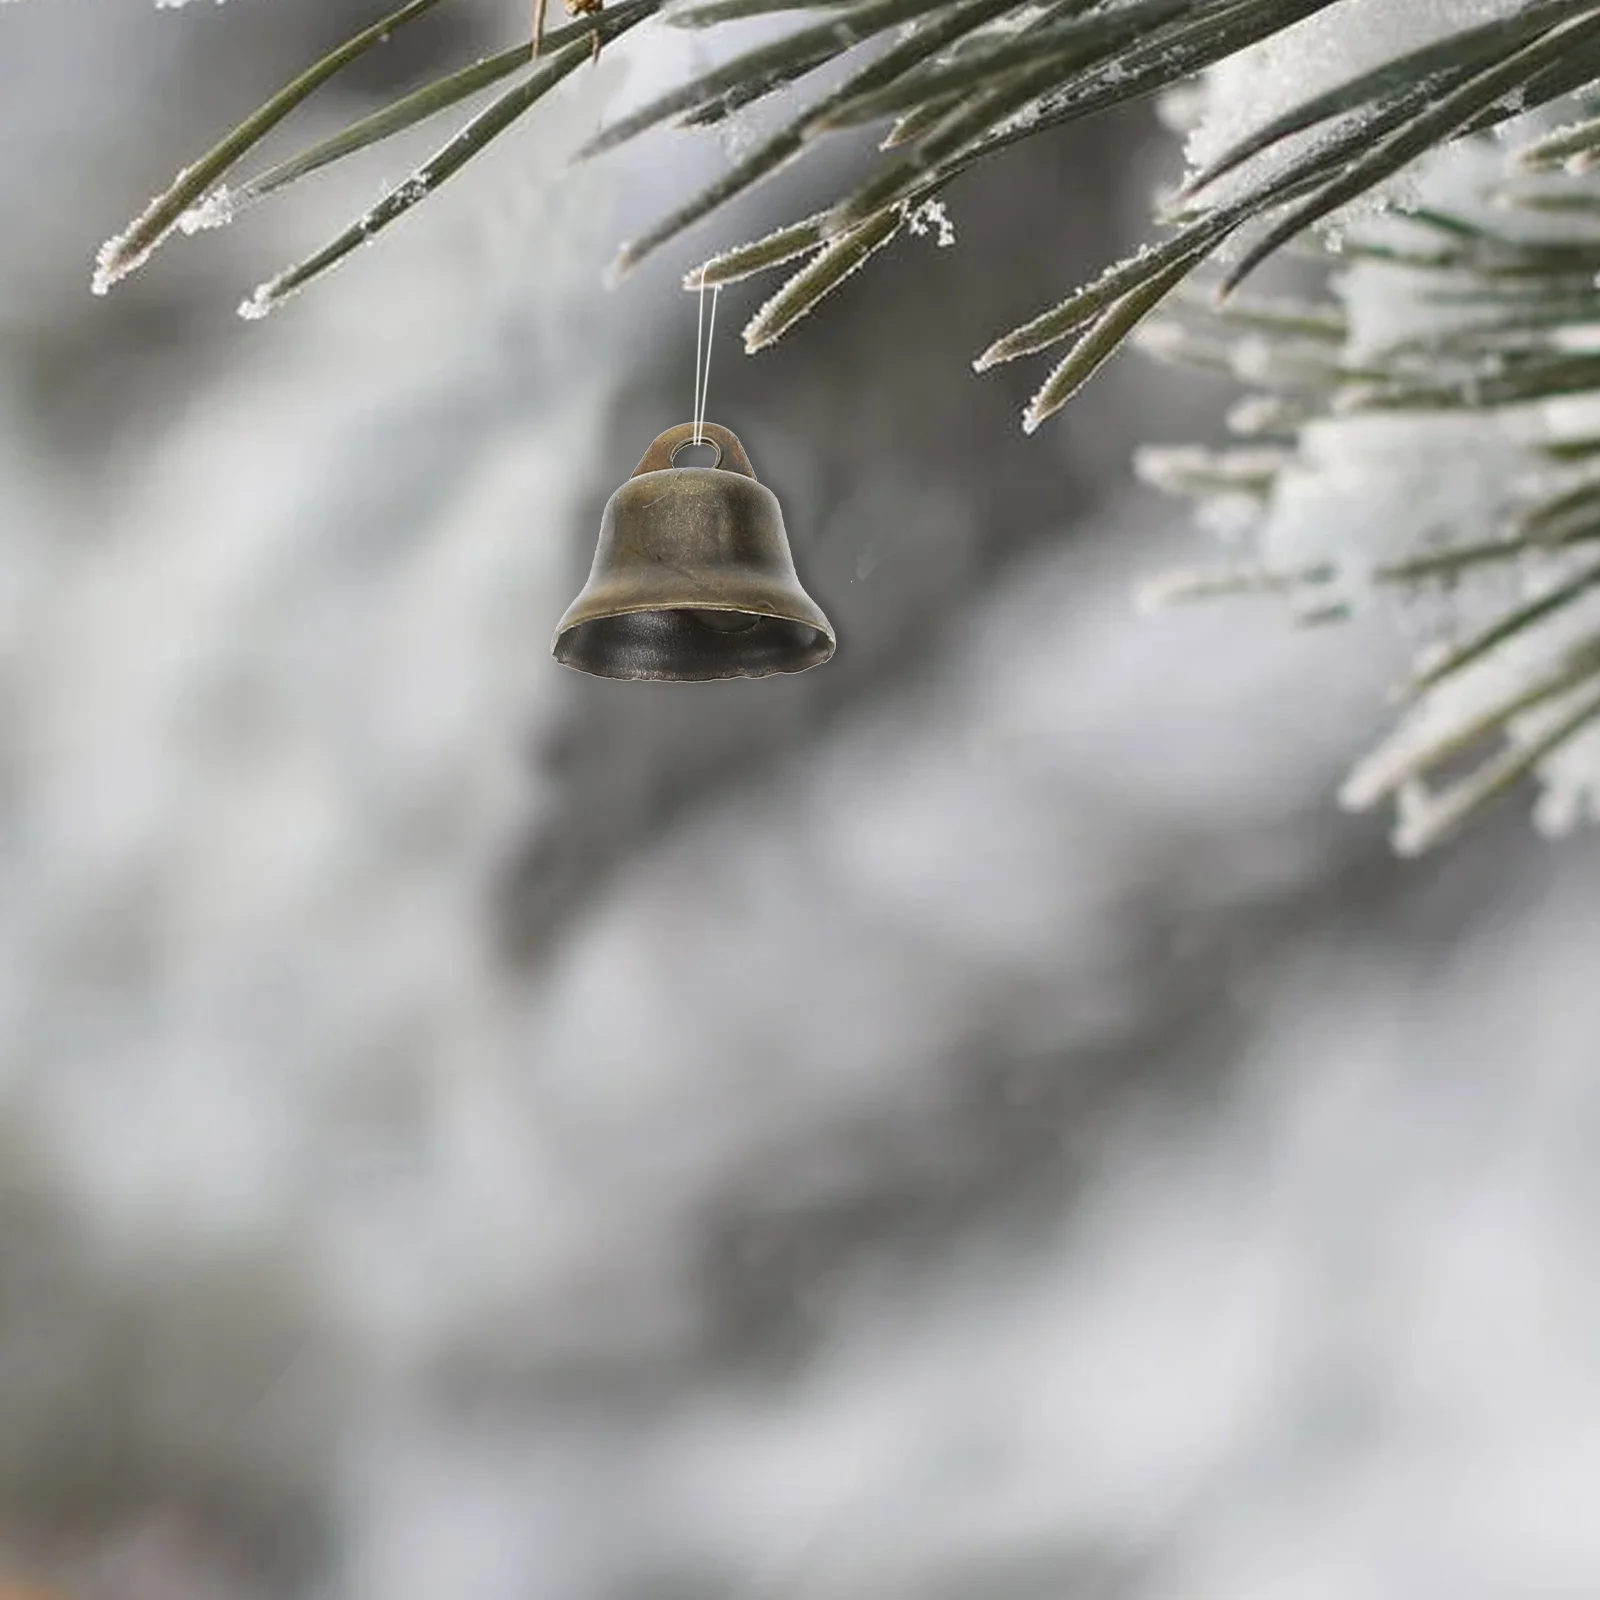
top-left (904, 195), bottom-right (956, 247)
top-left (1185, 0), bottom-right (1532, 205)
top-left (1136, 8), bottom-right (1600, 848)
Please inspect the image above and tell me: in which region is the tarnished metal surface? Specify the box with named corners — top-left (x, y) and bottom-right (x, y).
top-left (552, 421), bottom-right (836, 680)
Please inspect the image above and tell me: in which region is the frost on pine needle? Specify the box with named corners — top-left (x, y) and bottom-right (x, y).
top-left (742, 207), bottom-right (902, 353)
top-left (238, 281), bottom-right (288, 323)
top-left (92, 184), bottom-right (183, 295)
top-left (178, 185), bottom-right (236, 236)
top-left (904, 197), bottom-right (955, 247)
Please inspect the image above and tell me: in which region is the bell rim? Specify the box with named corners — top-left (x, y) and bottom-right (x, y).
top-left (550, 605), bottom-right (837, 680)
top-left (552, 594), bottom-right (836, 648)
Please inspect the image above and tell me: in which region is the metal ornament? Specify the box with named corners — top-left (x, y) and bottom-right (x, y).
top-left (552, 421), bottom-right (836, 681)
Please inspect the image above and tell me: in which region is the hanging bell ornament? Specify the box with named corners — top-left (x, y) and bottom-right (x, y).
top-left (552, 422), bottom-right (836, 681)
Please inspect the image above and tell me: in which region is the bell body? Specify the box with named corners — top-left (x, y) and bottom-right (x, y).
top-left (552, 422), bottom-right (835, 681)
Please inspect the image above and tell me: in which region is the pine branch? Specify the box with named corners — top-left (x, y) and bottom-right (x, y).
top-left (88, 0), bottom-right (1600, 849)
top-left (96, 0), bottom-right (1600, 373)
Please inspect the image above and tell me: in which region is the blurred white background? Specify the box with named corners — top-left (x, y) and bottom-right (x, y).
top-left (1, 4), bottom-right (1598, 1598)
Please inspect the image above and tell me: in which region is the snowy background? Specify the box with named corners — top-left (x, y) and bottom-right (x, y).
top-left (1, 3), bottom-right (1599, 1598)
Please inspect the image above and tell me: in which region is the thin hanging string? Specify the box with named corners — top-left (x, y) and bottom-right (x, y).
top-left (691, 274), bottom-right (707, 447)
top-left (698, 284), bottom-right (721, 444)
top-left (691, 278), bottom-right (721, 446)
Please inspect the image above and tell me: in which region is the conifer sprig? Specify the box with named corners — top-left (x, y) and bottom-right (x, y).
top-left (95, 0), bottom-right (1600, 366)
top-left (84, 0), bottom-right (1600, 848)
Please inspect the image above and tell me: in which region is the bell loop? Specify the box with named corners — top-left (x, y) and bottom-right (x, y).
top-left (670, 437), bottom-right (722, 470)
top-left (630, 421), bottom-right (756, 481)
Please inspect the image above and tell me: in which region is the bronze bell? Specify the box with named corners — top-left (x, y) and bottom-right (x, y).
top-left (552, 421), bottom-right (836, 681)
